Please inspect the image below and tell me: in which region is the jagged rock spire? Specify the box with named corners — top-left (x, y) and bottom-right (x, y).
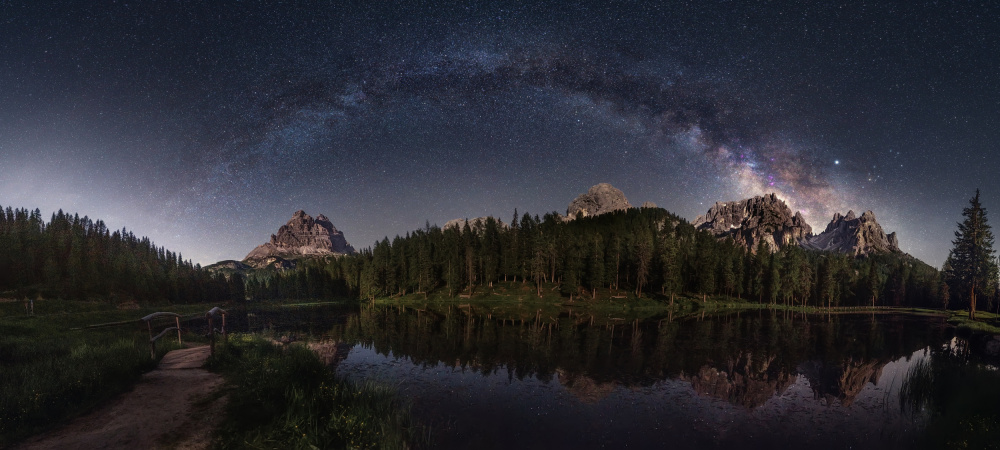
top-left (692, 193), bottom-right (812, 252)
top-left (244, 211), bottom-right (355, 267)
top-left (803, 210), bottom-right (900, 256)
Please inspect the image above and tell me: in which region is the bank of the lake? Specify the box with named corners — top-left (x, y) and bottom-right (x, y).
top-left (372, 281), bottom-right (1000, 334)
top-left (6, 295), bottom-right (999, 449)
top-left (318, 303), bottom-right (1000, 449)
top-left (0, 300), bottom-right (218, 447)
top-left (206, 334), bottom-right (423, 449)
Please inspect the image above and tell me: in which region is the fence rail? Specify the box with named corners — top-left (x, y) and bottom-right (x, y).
top-left (141, 312), bottom-right (182, 359)
top-left (140, 307), bottom-right (228, 359)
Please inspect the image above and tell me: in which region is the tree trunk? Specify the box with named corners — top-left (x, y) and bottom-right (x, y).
top-left (970, 285), bottom-right (977, 320)
top-left (615, 250), bottom-right (620, 291)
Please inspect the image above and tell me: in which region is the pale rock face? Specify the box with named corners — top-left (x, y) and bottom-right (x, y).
top-left (256, 256), bottom-right (296, 270)
top-left (211, 260), bottom-right (251, 271)
top-left (641, 201), bottom-right (658, 209)
top-left (692, 193), bottom-right (812, 252)
top-left (566, 183), bottom-right (633, 218)
top-left (802, 210), bottom-right (901, 256)
top-left (244, 210), bottom-right (355, 267)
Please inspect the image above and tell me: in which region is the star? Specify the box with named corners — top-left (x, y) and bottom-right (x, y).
top-left (0, 1), bottom-right (992, 270)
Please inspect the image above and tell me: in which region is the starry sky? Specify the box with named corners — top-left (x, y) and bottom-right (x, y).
top-left (2, 1), bottom-right (998, 267)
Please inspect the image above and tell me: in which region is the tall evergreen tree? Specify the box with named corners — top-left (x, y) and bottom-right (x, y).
top-left (634, 228), bottom-right (653, 297)
top-left (944, 190), bottom-right (998, 320)
top-left (659, 233), bottom-right (681, 303)
top-left (586, 236), bottom-right (605, 299)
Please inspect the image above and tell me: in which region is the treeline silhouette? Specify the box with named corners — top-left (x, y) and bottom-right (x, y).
top-left (248, 207), bottom-right (949, 309)
top-left (0, 206), bottom-right (244, 303)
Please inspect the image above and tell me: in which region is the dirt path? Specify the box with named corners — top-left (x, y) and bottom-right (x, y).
top-left (16, 346), bottom-right (227, 450)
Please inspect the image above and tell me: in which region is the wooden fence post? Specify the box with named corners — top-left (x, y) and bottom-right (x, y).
top-left (209, 315), bottom-right (216, 355)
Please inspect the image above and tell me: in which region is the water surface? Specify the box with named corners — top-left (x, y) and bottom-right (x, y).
top-left (254, 305), bottom-right (1000, 449)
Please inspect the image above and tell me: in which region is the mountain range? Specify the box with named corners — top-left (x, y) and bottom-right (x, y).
top-left (222, 183), bottom-right (904, 269)
top-left (692, 193), bottom-right (901, 256)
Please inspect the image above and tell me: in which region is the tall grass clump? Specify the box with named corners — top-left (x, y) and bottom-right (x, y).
top-left (0, 314), bottom-right (167, 446)
top-left (0, 301), bottom-right (216, 447)
top-left (900, 353), bottom-right (1000, 449)
top-left (208, 335), bottom-right (421, 449)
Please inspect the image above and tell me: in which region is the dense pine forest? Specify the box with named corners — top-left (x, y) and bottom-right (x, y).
top-left (0, 206), bottom-right (243, 303)
top-left (2, 204), bottom-right (976, 311)
top-left (247, 207), bottom-right (959, 310)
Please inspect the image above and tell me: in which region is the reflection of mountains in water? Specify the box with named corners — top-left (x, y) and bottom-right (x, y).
top-left (555, 369), bottom-right (618, 404)
top-left (307, 340), bottom-right (354, 368)
top-left (679, 354), bottom-right (894, 409)
top-left (334, 306), bottom-right (952, 409)
top-left (799, 357), bottom-right (887, 407)
top-left (680, 352), bottom-right (796, 409)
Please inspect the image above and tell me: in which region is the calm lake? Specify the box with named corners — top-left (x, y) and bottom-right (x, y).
top-left (250, 305), bottom-right (1000, 449)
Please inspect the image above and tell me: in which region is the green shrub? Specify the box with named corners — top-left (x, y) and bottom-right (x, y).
top-left (0, 303), bottom-right (211, 447)
top-left (209, 335), bottom-right (421, 449)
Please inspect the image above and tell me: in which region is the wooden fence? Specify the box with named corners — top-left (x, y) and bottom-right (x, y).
top-left (140, 307), bottom-right (228, 358)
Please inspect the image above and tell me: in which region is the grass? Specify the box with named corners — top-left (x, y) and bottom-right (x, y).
top-left (901, 354), bottom-right (1000, 449)
top-left (0, 299), bottom-right (223, 447)
top-left (944, 309), bottom-right (1000, 334)
top-left (207, 334), bottom-right (424, 450)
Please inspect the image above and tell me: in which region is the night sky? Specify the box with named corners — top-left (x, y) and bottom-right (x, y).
top-left (2, 1), bottom-right (998, 267)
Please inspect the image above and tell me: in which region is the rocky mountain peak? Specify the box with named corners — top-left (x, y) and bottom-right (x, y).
top-left (567, 183), bottom-right (632, 218)
top-left (693, 193), bottom-right (812, 252)
top-left (244, 210), bottom-right (355, 268)
top-left (803, 209), bottom-right (900, 256)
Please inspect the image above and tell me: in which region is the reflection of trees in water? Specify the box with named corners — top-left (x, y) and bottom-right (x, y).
top-left (332, 306), bottom-right (951, 409)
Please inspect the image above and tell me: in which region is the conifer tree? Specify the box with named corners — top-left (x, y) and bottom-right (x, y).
top-left (944, 190), bottom-right (998, 320)
top-left (767, 252), bottom-right (781, 305)
top-left (587, 236), bottom-right (605, 299)
top-left (634, 228), bottom-right (653, 297)
top-left (659, 233), bottom-right (680, 303)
